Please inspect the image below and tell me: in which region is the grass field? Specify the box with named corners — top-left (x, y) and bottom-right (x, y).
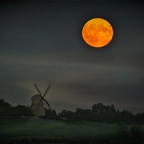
top-left (1, 117), bottom-right (144, 143)
top-left (0, 117), bottom-right (117, 138)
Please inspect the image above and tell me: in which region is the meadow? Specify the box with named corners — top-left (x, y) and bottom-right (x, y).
top-left (0, 117), bottom-right (144, 144)
top-left (0, 117), bottom-right (118, 143)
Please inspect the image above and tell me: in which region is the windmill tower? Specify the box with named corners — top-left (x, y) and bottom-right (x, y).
top-left (31, 83), bottom-right (51, 117)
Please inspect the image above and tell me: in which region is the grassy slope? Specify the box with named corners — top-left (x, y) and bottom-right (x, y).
top-left (0, 117), bottom-right (118, 139)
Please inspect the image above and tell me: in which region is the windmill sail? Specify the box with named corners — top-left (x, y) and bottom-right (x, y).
top-left (44, 99), bottom-right (51, 110)
top-left (43, 85), bottom-right (51, 98)
top-left (34, 83), bottom-right (42, 96)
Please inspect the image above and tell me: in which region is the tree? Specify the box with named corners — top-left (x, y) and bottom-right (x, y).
top-left (75, 108), bottom-right (92, 121)
top-left (12, 105), bottom-right (32, 116)
top-left (0, 98), bottom-right (12, 116)
top-left (45, 109), bottom-right (58, 119)
top-left (135, 113), bottom-right (144, 124)
top-left (119, 110), bottom-right (134, 124)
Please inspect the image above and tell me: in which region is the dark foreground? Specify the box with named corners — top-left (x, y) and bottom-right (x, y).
top-left (0, 117), bottom-right (144, 144)
top-left (0, 137), bottom-right (143, 144)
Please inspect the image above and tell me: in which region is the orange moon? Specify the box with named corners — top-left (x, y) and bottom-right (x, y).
top-left (82, 18), bottom-right (113, 48)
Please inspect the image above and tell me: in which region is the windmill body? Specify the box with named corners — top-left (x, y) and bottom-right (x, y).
top-left (31, 94), bottom-right (46, 116)
top-left (30, 84), bottom-right (51, 117)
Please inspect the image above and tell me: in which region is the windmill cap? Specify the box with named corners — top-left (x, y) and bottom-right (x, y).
top-left (31, 94), bottom-right (42, 101)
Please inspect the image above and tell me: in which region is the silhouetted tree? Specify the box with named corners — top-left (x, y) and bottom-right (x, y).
top-left (59, 109), bottom-right (75, 119)
top-left (118, 110), bottom-right (134, 124)
top-left (135, 113), bottom-right (144, 124)
top-left (75, 108), bottom-right (92, 121)
top-left (91, 103), bottom-right (117, 122)
top-left (0, 98), bottom-right (32, 117)
top-left (0, 98), bottom-right (12, 116)
top-left (45, 109), bottom-right (58, 119)
top-left (11, 105), bottom-right (32, 117)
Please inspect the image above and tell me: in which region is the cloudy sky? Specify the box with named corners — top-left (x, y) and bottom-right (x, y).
top-left (0, 1), bottom-right (144, 113)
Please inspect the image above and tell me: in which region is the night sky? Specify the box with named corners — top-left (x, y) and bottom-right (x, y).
top-left (0, 1), bottom-right (144, 113)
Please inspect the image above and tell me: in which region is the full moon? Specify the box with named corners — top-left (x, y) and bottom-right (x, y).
top-left (82, 18), bottom-right (113, 48)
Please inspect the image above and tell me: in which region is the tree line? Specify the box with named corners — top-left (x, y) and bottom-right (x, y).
top-left (0, 98), bottom-right (32, 117)
top-left (58, 103), bottom-right (144, 124)
top-left (0, 98), bottom-right (144, 124)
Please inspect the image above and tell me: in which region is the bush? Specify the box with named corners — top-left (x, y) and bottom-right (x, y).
top-left (130, 125), bottom-right (144, 142)
top-left (116, 122), bottom-right (129, 140)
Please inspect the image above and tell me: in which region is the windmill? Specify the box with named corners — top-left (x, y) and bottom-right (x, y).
top-left (30, 83), bottom-right (51, 117)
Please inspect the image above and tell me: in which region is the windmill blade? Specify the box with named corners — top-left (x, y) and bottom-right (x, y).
top-left (43, 84), bottom-right (51, 98)
top-left (34, 83), bottom-right (42, 96)
top-left (44, 99), bottom-right (51, 110)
